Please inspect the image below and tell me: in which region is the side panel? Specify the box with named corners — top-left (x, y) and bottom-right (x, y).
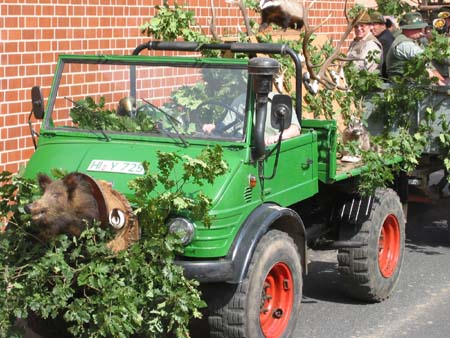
top-left (183, 132), bottom-right (319, 259)
top-left (262, 131), bottom-right (319, 205)
top-left (301, 119), bottom-right (338, 183)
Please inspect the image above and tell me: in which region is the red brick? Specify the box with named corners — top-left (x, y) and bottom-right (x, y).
top-left (8, 150), bottom-right (22, 163)
top-left (8, 103), bottom-right (22, 115)
top-left (22, 29), bottom-right (35, 40)
top-left (8, 5), bottom-right (21, 16)
top-left (5, 139), bottom-right (18, 151)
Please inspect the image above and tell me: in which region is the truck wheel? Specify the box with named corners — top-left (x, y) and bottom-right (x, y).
top-left (205, 230), bottom-right (302, 338)
top-left (337, 188), bottom-right (405, 302)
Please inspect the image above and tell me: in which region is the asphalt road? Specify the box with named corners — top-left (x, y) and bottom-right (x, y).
top-left (296, 198), bottom-right (450, 338)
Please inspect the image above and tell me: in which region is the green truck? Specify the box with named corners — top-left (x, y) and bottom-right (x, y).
top-left (25, 42), bottom-right (406, 338)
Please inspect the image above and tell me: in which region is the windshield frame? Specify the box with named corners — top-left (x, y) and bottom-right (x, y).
top-left (43, 54), bottom-right (251, 144)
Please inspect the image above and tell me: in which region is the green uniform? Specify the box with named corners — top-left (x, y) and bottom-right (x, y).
top-left (385, 33), bottom-right (422, 78)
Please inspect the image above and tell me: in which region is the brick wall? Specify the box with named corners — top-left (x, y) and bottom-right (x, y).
top-left (1, 0), bottom-right (355, 173)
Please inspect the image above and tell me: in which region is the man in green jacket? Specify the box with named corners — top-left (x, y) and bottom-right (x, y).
top-left (385, 12), bottom-right (446, 85)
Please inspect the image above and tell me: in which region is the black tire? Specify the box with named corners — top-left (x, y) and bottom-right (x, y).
top-left (204, 230), bottom-right (302, 338)
top-left (337, 188), bottom-right (405, 302)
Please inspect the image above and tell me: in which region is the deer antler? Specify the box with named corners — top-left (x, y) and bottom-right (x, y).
top-left (302, 0), bottom-right (364, 92)
top-left (210, 0), bottom-right (220, 40)
top-left (226, 0), bottom-right (253, 37)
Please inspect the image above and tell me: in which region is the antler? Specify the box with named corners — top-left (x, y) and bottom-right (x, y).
top-left (210, 0), bottom-right (220, 40)
top-left (225, 0), bottom-right (253, 37)
top-left (302, 0), bottom-right (364, 92)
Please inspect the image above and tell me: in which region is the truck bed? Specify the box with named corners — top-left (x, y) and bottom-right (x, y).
top-left (302, 119), bottom-right (365, 183)
top-left (336, 160), bottom-right (364, 176)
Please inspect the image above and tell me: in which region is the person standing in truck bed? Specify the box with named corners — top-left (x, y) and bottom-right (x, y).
top-left (347, 11), bottom-right (383, 73)
top-left (370, 11), bottom-right (394, 78)
top-left (385, 12), bottom-right (446, 85)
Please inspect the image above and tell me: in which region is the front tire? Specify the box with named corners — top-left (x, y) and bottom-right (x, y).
top-left (206, 230), bottom-right (302, 338)
top-left (338, 188), bottom-right (405, 302)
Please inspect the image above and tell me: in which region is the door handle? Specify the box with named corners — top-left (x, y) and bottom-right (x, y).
top-left (301, 159), bottom-right (313, 170)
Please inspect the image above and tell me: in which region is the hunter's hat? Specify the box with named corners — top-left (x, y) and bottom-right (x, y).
top-left (399, 12), bottom-right (428, 30)
top-left (371, 11), bottom-right (386, 24)
top-left (357, 12), bottom-right (372, 25)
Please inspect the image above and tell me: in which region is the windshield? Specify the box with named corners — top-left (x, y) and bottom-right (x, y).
top-left (46, 57), bottom-right (249, 141)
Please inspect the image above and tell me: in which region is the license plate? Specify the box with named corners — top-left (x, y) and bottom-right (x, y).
top-left (87, 160), bottom-right (145, 175)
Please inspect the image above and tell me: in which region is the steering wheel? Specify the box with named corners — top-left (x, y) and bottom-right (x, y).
top-left (194, 100), bottom-right (244, 134)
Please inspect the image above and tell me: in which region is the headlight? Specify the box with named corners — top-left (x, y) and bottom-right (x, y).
top-left (168, 218), bottom-right (195, 246)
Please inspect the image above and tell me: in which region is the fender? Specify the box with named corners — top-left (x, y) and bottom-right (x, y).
top-left (177, 203), bottom-right (307, 283)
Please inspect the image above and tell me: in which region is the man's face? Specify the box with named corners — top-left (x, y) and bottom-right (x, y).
top-left (403, 28), bottom-right (425, 40)
top-left (354, 23), bottom-right (372, 40)
top-left (371, 23), bottom-right (385, 37)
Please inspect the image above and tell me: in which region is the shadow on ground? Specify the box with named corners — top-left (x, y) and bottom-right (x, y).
top-left (406, 199), bottom-right (449, 250)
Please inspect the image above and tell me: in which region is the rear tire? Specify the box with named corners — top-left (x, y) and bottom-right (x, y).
top-left (338, 188), bottom-right (405, 302)
top-left (205, 230), bottom-right (302, 338)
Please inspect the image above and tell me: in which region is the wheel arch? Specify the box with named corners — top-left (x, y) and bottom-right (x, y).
top-left (229, 203), bottom-right (307, 283)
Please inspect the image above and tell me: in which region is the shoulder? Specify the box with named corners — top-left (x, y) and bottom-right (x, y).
top-left (396, 39), bottom-right (421, 52)
top-left (378, 30), bottom-right (394, 43)
top-left (364, 34), bottom-right (382, 47)
top-left (363, 36), bottom-right (382, 52)
top-left (395, 39), bottom-right (423, 58)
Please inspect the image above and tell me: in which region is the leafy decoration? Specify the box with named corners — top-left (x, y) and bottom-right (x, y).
top-left (375, 0), bottom-right (414, 16)
top-left (70, 97), bottom-right (158, 133)
top-left (0, 145), bottom-right (227, 337)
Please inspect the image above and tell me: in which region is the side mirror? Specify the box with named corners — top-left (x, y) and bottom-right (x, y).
top-left (31, 86), bottom-right (44, 119)
top-left (270, 94), bottom-right (292, 131)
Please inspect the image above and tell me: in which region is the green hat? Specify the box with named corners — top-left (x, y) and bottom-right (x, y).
top-left (371, 11), bottom-right (385, 24)
top-left (399, 12), bottom-right (427, 30)
top-left (357, 12), bottom-right (372, 25)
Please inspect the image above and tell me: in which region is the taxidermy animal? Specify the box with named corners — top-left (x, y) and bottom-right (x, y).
top-left (24, 172), bottom-right (140, 252)
top-left (341, 117), bottom-right (371, 162)
top-left (342, 117), bottom-right (371, 151)
top-left (117, 96), bottom-right (136, 117)
top-left (258, 0), bottom-right (305, 32)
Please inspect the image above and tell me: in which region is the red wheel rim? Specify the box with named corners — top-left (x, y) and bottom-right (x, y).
top-left (259, 262), bottom-right (294, 338)
top-left (378, 214), bottom-right (401, 278)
